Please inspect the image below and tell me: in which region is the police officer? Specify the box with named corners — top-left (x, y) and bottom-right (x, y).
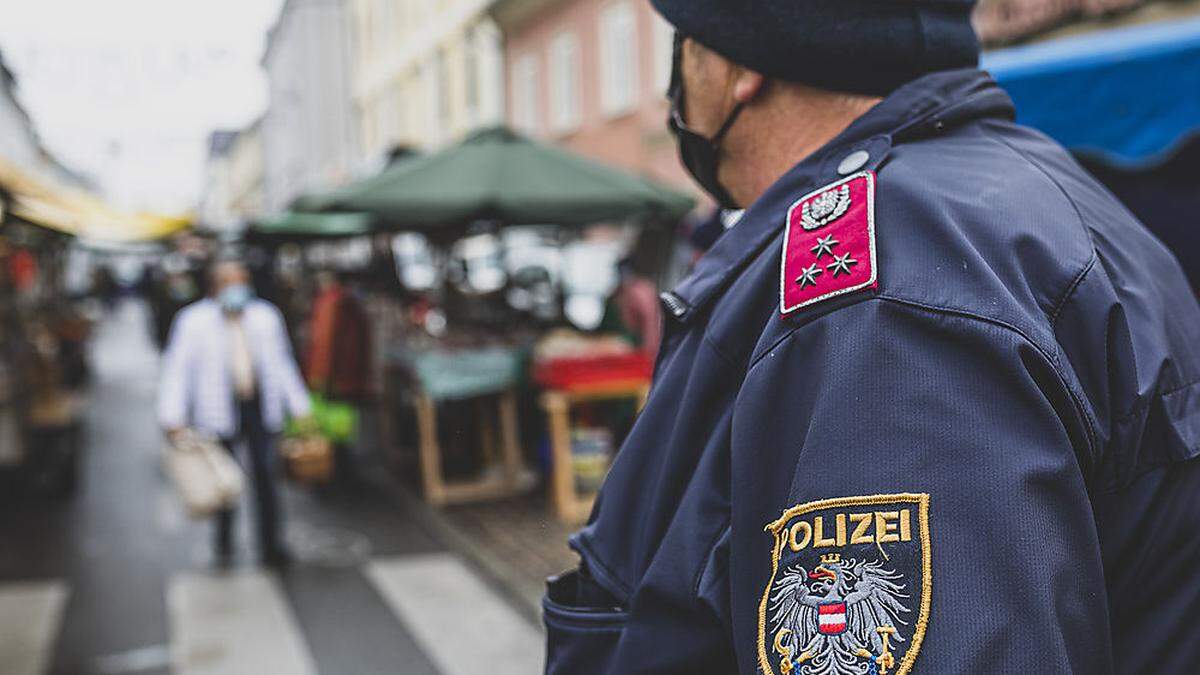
top-left (543, 1), bottom-right (1200, 673)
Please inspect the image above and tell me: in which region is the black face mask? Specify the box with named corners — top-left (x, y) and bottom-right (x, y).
top-left (667, 32), bottom-right (745, 209)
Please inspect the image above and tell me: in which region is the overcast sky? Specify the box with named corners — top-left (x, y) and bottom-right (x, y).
top-left (0, 0), bottom-right (283, 213)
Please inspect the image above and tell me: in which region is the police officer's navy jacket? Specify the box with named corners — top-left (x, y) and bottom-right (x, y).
top-left (543, 69), bottom-right (1200, 674)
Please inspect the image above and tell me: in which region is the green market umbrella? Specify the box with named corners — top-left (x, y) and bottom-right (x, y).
top-left (290, 151), bottom-right (421, 213)
top-left (294, 127), bottom-right (695, 230)
top-left (290, 185), bottom-right (357, 214)
top-left (248, 211), bottom-right (372, 242)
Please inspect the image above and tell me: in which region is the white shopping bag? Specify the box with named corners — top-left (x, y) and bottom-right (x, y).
top-left (163, 429), bottom-right (245, 518)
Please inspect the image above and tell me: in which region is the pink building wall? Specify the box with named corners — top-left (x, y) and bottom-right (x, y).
top-left (500, 0), bottom-right (704, 207)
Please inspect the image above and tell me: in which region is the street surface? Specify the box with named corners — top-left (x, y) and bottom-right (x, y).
top-left (0, 301), bottom-right (543, 675)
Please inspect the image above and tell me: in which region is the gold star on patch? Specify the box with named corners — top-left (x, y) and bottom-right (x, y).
top-left (795, 263), bottom-right (823, 288)
top-left (810, 235), bottom-right (838, 259)
top-left (827, 252), bottom-right (858, 277)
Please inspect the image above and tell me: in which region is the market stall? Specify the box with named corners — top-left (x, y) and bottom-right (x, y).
top-left (0, 222), bottom-right (86, 495)
top-left (0, 157), bottom-right (189, 496)
top-left (402, 345), bottom-right (534, 505)
top-left (294, 126), bottom-right (694, 515)
top-left (247, 211), bottom-right (373, 243)
top-left (532, 331), bottom-right (652, 521)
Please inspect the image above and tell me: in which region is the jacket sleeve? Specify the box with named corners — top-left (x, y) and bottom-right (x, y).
top-left (157, 310), bottom-right (192, 430)
top-left (730, 298), bottom-right (1108, 674)
top-left (269, 306), bottom-right (312, 419)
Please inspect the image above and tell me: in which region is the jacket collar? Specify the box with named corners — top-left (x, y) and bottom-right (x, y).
top-left (661, 68), bottom-right (1015, 323)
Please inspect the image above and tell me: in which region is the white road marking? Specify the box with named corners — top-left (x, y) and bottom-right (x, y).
top-left (168, 570), bottom-right (316, 675)
top-left (0, 579), bottom-right (69, 675)
top-left (367, 553), bottom-right (544, 675)
top-left (94, 644), bottom-right (172, 673)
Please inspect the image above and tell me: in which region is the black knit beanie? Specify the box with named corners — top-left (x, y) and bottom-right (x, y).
top-left (650, 0), bottom-right (980, 96)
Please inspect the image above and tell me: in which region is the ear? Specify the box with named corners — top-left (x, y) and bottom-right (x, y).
top-left (732, 69), bottom-right (767, 105)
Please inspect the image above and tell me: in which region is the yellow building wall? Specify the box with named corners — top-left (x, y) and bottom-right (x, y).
top-left (350, 0), bottom-right (503, 163)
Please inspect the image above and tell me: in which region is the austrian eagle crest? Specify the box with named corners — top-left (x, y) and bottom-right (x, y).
top-left (757, 494), bottom-right (931, 675)
top-left (769, 554), bottom-right (908, 674)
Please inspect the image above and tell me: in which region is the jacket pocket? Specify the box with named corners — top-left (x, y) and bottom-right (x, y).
top-left (1160, 379), bottom-right (1200, 462)
top-left (543, 569), bottom-right (628, 674)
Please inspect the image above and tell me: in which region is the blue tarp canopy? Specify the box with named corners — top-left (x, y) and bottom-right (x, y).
top-left (983, 17), bottom-right (1200, 168)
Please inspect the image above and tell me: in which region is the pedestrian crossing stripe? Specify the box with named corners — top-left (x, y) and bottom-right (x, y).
top-left (1, 556), bottom-right (542, 675)
top-left (0, 580), bottom-right (69, 675)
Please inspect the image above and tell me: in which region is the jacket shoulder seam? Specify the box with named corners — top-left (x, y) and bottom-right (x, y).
top-left (702, 332), bottom-right (739, 370)
top-left (744, 291), bottom-right (1047, 374)
top-left (747, 296), bottom-right (876, 373)
top-left (746, 295), bottom-right (1099, 457)
top-left (1050, 254), bottom-right (1098, 328)
top-left (980, 126), bottom-right (1100, 324)
top-left (1114, 376), bottom-right (1200, 425)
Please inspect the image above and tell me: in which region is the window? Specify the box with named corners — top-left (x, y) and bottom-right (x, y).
top-left (387, 83), bottom-right (404, 143)
top-left (512, 54), bottom-right (540, 135)
top-left (375, 94), bottom-right (391, 149)
top-left (402, 69), bottom-right (420, 145)
top-left (651, 10), bottom-right (673, 96)
top-left (361, 104), bottom-right (376, 157)
top-left (423, 56), bottom-right (444, 144)
top-left (357, 4), bottom-right (373, 62)
top-left (475, 21), bottom-right (504, 126)
top-left (548, 31), bottom-right (581, 133)
top-left (465, 40), bottom-right (480, 128)
top-left (436, 48), bottom-right (451, 130)
top-left (599, 1), bottom-right (638, 116)
top-left (371, 0), bottom-right (391, 57)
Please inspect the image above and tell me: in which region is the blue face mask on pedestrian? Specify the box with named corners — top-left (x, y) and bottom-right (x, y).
top-left (218, 284), bottom-right (253, 312)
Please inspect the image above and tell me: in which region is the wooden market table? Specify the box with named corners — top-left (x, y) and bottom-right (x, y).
top-left (403, 347), bottom-right (536, 506)
top-left (540, 378), bottom-right (649, 523)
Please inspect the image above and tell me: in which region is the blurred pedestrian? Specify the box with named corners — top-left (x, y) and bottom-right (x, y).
top-left (158, 258), bottom-right (310, 566)
top-left (149, 261), bottom-right (203, 349)
top-left (89, 265), bottom-right (119, 309)
top-left (304, 270), bottom-right (371, 482)
top-left (304, 270), bottom-right (371, 403)
top-left (600, 257), bottom-right (661, 356)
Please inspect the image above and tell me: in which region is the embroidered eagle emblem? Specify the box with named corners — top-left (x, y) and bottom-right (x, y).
top-left (757, 494), bottom-right (931, 675)
top-left (768, 554), bottom-right (909, 674)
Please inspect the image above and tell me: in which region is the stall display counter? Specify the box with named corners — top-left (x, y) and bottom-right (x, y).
top-left (536, 353), bottom-right (652, 523)
top-left (404, 346), bottom-right (536, 506)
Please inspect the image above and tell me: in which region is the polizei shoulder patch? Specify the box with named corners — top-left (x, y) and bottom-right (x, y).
top-left (757, 493), bottom-right (931, 675)
top-left (780, 171), bottom-right (877, 315)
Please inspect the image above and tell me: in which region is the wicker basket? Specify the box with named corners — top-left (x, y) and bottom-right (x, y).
top-left (280, 435), bottom-right (334, 484)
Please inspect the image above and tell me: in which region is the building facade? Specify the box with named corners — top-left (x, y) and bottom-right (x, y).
top-left (0, 55), bottom-right (43, 171)
top-left (198, 131), bottom-right (238, 231)
top-left (226, 121), bottom-right (266, 226)
top-left (261, 0), bottom-right (357, 213)
top-left (974, 0), bottom-right (1200, 45)
top-left (349, 0), bottom-right (505, 163)
top-left (0, 50), bottom-right (85, 189)
top-left (492, 0), bottom-right (694, 196)
top-left (198, 122), bottom-right (266, 232)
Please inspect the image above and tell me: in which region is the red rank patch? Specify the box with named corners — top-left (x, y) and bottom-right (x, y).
top-left (780, 171), bottom-right (877, 315)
